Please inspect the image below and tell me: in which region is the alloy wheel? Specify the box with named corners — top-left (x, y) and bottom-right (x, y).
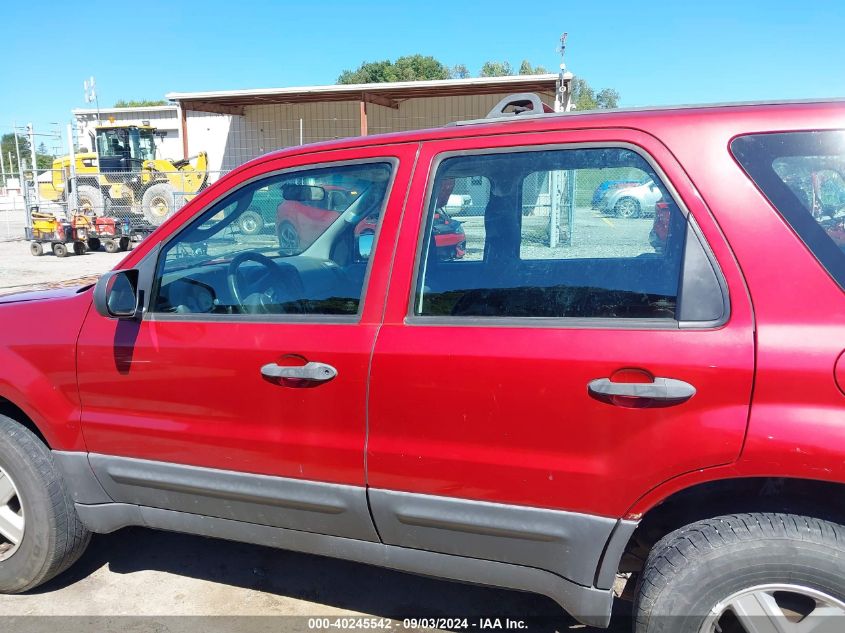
top-left (0, 466), bottom-right (24, 560)
top-left (150, 196), bottom-right (170, 219)
top-left (699, 584), bottom-right (845, 633)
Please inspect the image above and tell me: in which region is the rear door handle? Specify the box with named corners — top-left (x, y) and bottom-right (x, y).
top-left (261, 361), bottom-right (338, 383)
top-left (588, 377), bottom-right (696, 405)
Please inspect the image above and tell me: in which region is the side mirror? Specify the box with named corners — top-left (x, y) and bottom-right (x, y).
top-left (356, 233), bottom-right (375, 260)
top-left (93, 270), bottom-right (142, 319)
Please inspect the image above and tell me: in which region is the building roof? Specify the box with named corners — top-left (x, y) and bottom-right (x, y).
top-left (72, 105), bottom-right (178, 115)
top-left (166, 74), bottom-right (559, 115)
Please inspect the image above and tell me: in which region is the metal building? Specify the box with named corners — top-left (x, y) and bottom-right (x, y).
top-left (166, 75), bottom-right (558, 173)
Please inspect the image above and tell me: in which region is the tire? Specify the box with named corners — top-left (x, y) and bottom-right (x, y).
top-left (614, 196), bottom-right (641, 218)
top-left (76, 184), bottom-right (107, 217)
top-left (141, 182), bottom-right (176, 226)
top-left (239, 210), bottom-right (264, 236)
top-left (72, 242), bottom-right (86, 256)
top-left (634, 513), bottom-right (845, 633)
top-left (118, 237), bottom-right (130, 252)
top-left (277, 221), bottom-right (300, 256)
top-left (51, 243), bottom-right (68, 258)
top-left (0, 415), bottom-right (91, 593)
top-left (86, 238), bottom-right (101, 251)
top-left (29, 242), bottom-right (43, 257)
top-left (103, 239), bottom-right (119, 254)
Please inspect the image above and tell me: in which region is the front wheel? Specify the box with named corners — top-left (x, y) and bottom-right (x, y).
top-left (141, 183), bottom-right (177, 226)
top-left (634, 513), bottom-right (845, 633)
top-left (614, 196), bottom-right (641, 218)
top-left (239, 210), bottom-right (264, 236)
top-left (86, 238), bottom-right (101, 251)
top-left (0, 415), bottom-right (91, 592)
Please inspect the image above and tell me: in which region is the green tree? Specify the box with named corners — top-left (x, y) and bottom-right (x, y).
top-left (1, 134), bottom-right (55, 174)
top-left (1, 133), bottom-right (30, 173)
top-left (338, 55), bottom-right (452, 84)
top-left (596, 88), bottom-right (620, 109)
top-left (452, 64), bottom-right (470, 79)
top-left (113, 99), bottom-right (168, 107)
top-left (570, 79), bottom-right (620, 110)
top-left (480, 60), bottom-right (513, 77)
top-left (518, 60), bottom-right (548, 75)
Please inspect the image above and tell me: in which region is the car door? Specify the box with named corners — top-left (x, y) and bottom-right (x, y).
top-left (366, 129), bottom-right (755, 587)
top-left (76, 143), bottom-right (417, 541)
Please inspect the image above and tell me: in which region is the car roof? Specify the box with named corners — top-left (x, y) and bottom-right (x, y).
top-left (252, 98), bottom-right (845, 166)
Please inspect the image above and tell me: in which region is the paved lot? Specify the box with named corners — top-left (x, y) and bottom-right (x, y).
top-left (0, 527), bottom-right (630, 631)
top-left (0, 239), bottom-right (126, 296)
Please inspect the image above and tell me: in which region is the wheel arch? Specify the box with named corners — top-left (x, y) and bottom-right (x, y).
top-left (616, 476), bottom-right (845, 577)
top-left (0, 395), bottom-right (51, 448)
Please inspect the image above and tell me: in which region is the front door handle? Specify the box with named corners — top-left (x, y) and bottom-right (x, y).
top-left (261, 361), bottom-right (338, 383)
top-left (588, 377), bottom-right (696, 406)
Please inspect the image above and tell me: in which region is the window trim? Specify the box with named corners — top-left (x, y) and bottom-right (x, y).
top-left (405, 141), bottom-right (729, 329)
top-left (142, 156), bottom-right (399, 324)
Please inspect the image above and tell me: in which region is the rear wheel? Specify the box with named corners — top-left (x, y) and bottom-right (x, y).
top-left (239, 210), bottom-right (263, 236)
top-left (277, 221), bottom-right (300, 256)
top-left (118, 237), bottom-right (130, 252)
top-left (141, 183), bottom-right (176, 226)
top-left (29, 242), bottom-right (43, 257)
top-left (72, 242), bottom-right (86, 256)
top-left (0, 415), bottom-right (90, 592)
top-left (51, 243), bottom-right (68, 258)
top-left (614, 196), bottom-right (641, 218)
top-left (634, 513), bottom-right (845, 633)
top-left (86, 237), bottom-right (101, 251)
top-left (103, 239), bottom-right (119, 254)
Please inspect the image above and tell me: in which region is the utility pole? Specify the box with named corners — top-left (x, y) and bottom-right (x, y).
top-left (13, 124), bottom-right (23, 175)
top-left (550, 33), bottom-right (576, 248)
top-left (554, 33), bottom-right (575, 114)
top-left (27, 123), bottom-right (38, 178)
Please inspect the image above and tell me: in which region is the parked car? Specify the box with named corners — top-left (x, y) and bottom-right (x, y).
top-left (591, 178), bottom-right (645, 209)
top-left (2, 97), bottom-right (845, 633)
top-left (444, 192), bottom-right (473, 215)
top-left (600, 178), bottom-right (663, 218)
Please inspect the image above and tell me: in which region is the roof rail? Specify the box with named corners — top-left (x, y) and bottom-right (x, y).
top-left (484, 93), bottom-right (553, 118)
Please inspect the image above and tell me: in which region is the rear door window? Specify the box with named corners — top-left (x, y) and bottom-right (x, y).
top-left (412, 147), bottom-right (689, 320)
top-left (731, 131), bottom-right (845, 289)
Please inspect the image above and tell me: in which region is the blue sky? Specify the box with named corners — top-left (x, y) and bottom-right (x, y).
top-left (2, 0), bottom-right (844, 139)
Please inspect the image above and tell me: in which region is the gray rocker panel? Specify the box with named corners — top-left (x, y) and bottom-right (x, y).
top-left (86, 453), bottom-right (379, 542)
top-left (73, 502), bottom-right (615, 629)
top-left (368, 488), bottom-right (618, 588)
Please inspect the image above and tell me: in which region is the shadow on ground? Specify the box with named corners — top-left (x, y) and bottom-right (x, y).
top-left (30, 527), bottom-right (631, 632)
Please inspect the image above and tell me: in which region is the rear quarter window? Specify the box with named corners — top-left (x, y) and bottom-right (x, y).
top-left (731, 131), bottom-right (845, 289)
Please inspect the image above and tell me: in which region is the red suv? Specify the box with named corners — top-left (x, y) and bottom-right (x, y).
top-left (1, 97), bottom-right (844, 633)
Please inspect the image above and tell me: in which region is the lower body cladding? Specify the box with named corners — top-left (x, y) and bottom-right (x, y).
top-left (53, 452), bottom-right (636, 628)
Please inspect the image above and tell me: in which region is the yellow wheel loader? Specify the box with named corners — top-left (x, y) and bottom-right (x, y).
top-left (39, 124), bottom-right (208, 226)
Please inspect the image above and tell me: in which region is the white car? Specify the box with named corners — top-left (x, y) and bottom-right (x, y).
top-left (601, 179), bottom-right (663, 218)
top-left (444, 193), bottom-right (472, 215)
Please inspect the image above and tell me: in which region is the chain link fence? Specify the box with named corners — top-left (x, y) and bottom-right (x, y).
top-left (0, 167), bottom-right (231, 243)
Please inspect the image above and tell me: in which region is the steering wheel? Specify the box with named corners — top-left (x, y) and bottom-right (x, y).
top-left (227, 252), bottom-right (300, 314)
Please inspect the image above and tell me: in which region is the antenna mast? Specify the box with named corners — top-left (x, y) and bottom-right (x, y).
top-left (555, 33), bottom-right (575, 113)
